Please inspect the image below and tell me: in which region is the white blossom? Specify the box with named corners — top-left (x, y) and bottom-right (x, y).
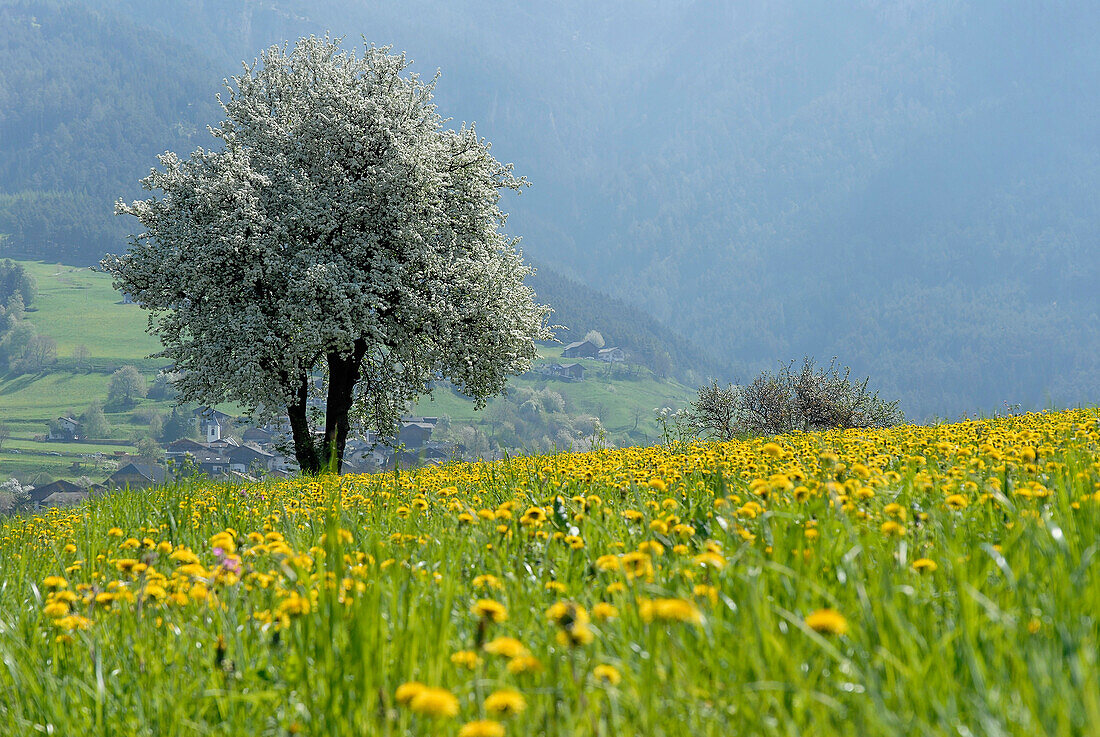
top-left (102, 36), bottom-right (550, 472)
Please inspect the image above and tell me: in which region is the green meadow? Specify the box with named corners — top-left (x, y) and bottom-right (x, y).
top-left (19, 261), bottom-right (161, 361)
top-left (2, 410), bottom-right (1099, 735)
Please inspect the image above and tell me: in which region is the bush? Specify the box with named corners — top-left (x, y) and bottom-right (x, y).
top-left (107, 365), bottom-right (148, 406)
top-left (0, 477), bottom-right (29, 514)
top-left (80, 402), bottom-right (110, 438)
top-left (690, 357), bottom-right (903, 438)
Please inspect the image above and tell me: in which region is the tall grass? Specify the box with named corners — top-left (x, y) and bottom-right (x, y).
top-left (0, 409), bottom-right (1098, 735)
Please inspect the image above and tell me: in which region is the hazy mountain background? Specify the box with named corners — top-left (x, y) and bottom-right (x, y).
top-left (1, 0), bottom-right (1097, 419)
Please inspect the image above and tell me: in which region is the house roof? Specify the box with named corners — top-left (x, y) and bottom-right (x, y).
top-left (401, 416), bottom-right (439, 425)
top-left (109, 463), bottom-right (167, 484)
top-left (193, 407), bottom-right (232, 422)
top-left (40, 491), bottom-right (88, 507)
top-left (185, 449), bottom-right (229, 464)
top-left (166, 438), bottom-right (207, 453)
top-left (29, 479), bottom-right (84, 502)
top-left (227, 445), bottom-right (274, 462)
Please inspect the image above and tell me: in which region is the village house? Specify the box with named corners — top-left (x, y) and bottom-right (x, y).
top-left (598, 347), bottom-right (626, 363)
top-left (561, 339), bottom-right (601, 359)
top-left (107, 463), bottom-right (167, 491)
top-left (27, 479), bottom-right (88, 510)
top-left (398, 421), bottom-right (434, 449)
top-left (165, 436), bottom-right (276, 478)
top-left (535, 362), bottom-right (586, 381)
top-left (555, 362), bottom-right (586, 380)
top-left (241, 427), bottom-right (275, 445)
top-left (226, 444), bottom-right (276, 474)
top-left (47, 416), bottom-right (82, 441)
top-left (389, 441), bottom-right (452, 470)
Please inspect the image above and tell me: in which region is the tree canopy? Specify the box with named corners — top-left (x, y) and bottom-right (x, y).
top-left (107, 365), bottom-right (147, 406)
top-left (103, 36), bottom-right (549, 473)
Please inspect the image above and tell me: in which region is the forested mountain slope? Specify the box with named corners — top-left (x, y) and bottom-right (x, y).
top-left (2, 0), bottom-right (1098, 418)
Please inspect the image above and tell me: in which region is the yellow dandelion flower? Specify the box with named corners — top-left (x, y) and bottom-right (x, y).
top-left (276, 592), bottom-right (310, 618)
top-left (592, 602), bottom-right (619, 621)
top-left (520, 507), bottom-right (546, 525)
top-left (672, 523), bottom-right (696, 538)
top-left (42, 601), bottom-right (69, 618)
top-left (546, 601), bottom-right (588, 626)
top-left (639, 598), bottom-right (703, 625)
top-left (54, 615), bottom-right (92, 631)
top-left (692, 552), bottom-right (726, 570)
top-left (693, 584), bottom-right (719, 605)
top-left (805, 608), bottom-right (848, 636)
top-left (450, 650), bottom-right (482, 669)
top-left (880, 520), bottom-right (906, 537)
top-left (556, 622), bottom-right (595, 647)
top-left (484, 688), bottom-right (526, 717)
top-left (395, 681), bottom-right (427, 706)
top-left (945, 494), bottom-right (969, 510)
top-left (912, 558), bottom-right (937, 573)
top-left (472, 574), bottom-right (503, 591)
top-left (883, 503), bottom-right (906, 519)
top-left (620, 552), bottom-right (653, 580)
top-left (471, 599), bottom-right (508, 623)
top-left (484, 637), bottom-right (528, 659)
top-left (458, 720), bottom-right (506, 737)
top-left (595, 554), bottom-right (621, 572)
top-left (506, 655), bottom-right (543, 675)
top-left (409, 687), bottom-right (459, 719)
top-left (592, 664), bottom-right (622, 685)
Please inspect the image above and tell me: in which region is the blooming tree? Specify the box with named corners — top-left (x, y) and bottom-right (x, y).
top-left (102, 36), bottom-right (549, 473)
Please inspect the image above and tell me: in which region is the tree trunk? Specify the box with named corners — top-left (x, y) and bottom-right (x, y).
top-left (288, 373), bottom-right (322, 474)
top-left (320, 339), bottom-right (368, 474)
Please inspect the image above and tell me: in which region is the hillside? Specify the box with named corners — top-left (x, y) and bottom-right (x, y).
top-left (3, 409), bottom-right (1099, 733)
top-left (526, 264), bottom-right (723, 384)
top-left (0, 0), bottom-right (1098, 418)
top-left (0, 1), bottom-right (223, 261)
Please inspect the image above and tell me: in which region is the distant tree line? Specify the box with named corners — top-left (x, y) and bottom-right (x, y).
top-left (0, 1), bottom-right (221, 263)
top-left (0, 259), bottom-right (56, 373)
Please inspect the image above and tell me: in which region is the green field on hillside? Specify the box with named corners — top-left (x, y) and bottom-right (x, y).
top-left (20, 261), bottom-right (161, 361)
top-left (415, 363), bottom-right (694, 443)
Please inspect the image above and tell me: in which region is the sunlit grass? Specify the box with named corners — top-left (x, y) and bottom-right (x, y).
top-left (1, 408), bottom-right (1099, 735)
top-left (19, 261), bottom-right (160, 361)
